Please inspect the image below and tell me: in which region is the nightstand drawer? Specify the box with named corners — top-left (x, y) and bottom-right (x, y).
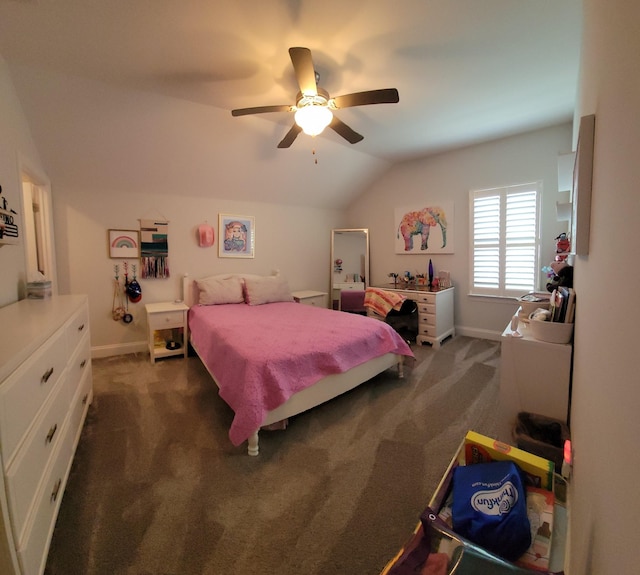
top-left (148, 310), bottom-right (184, 329)
top-left (302, 295), bottom-right (326, 306)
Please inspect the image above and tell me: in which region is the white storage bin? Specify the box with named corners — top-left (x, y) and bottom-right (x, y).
top-left (528, 319), bottom-right (574, 344)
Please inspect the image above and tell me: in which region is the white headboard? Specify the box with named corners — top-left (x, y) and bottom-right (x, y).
top-left (182, 274), bottom-right (199, 308)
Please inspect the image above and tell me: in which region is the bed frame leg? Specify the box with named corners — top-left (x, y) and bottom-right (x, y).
top-left (397, 357), bottom-right (405, 379)
top-left (247, 431), bottom-right (260, 456)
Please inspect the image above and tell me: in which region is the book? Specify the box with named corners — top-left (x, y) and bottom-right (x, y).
top-left (516, 486), bottom-right (555, 571)
top-left (557, 287), bottom-right (570, 322)
top-left (463, 431), bottom-right (555, 490)
top-left (549, 289), bottom-right (564, 322)
top-left (564, 288), bottom-right (576, 323)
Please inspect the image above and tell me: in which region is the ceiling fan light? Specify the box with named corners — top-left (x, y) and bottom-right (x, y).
top-left (294, 105), bottom-right (333, 136)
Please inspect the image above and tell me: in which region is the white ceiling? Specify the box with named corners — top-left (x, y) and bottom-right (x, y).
top-left (0, 0), bottom-right (582, 208)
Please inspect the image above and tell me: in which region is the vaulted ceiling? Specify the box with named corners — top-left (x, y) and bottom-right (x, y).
top-left (0, 0), bottom-right (582, 209)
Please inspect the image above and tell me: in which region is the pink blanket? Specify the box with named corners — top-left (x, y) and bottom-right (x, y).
top-left (188, 302), bottom-right (413, 446)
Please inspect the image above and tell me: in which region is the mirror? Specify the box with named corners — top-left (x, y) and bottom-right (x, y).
top-left (21, 173), bottom-right (56, 290)
top-left (330, 228), bottom-right (369, 310)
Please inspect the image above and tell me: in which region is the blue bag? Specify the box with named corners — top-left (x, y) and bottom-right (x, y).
top-left (451, 460), bottom-right (531, 562)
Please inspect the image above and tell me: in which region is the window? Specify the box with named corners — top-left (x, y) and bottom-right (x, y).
top-left (470, 182), bottom-right (541, 297)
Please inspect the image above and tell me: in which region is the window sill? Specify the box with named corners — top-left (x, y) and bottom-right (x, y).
top-left (467, 293), bottom-right (522, 304)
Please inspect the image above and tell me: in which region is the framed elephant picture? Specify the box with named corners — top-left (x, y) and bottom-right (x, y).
top-left (395, 202), bottom-right (454, 254)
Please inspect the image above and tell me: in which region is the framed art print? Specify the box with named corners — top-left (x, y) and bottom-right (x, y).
top-left (218, 214), bottom-right (255, 258)
top-left (571, 114), bottom-right (595, 256)
top-left (0, 182), bottom-right (20, 245)
top-left (394, 201), bottom-right (454, 254)
top-left (108, 229), bottom-right (140, 258)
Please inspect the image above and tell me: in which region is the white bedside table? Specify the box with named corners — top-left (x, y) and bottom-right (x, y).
top-left (292, 290), bottom-right (328, 308)
top-left (145, 301), bottom-right (189, 363)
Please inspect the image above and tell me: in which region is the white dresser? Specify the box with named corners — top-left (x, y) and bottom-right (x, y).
top-left (0, 295), bottom-right (93, 575)
top-left (374, 286), bottom-right (455, 348)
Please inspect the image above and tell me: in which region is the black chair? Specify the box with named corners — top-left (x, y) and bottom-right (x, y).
top-left (384, 299), bottom-right (418, 343)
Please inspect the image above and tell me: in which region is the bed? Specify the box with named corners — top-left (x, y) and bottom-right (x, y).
top-left (183, 273), bottom-right (414, 455)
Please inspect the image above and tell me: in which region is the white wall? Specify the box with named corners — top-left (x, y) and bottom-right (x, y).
top-left (567, 1), bottom-right (640, 573)
top-left (53, 184), bottom-right (344, 356)
top-left (346, 123), bottom-right (573, 338)
top-left (0, 55), bottom-right (46, 308)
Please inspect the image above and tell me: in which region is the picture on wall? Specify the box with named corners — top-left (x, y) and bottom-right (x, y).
top-left (394, 202), bottom-right (454, 254)
top-left (140, 220), bottom-right (170, 278)
top-left (571, 114), bottom-right (595, 256)
top-left (108, 229), bottom-right (139, 258)
top-left (219, 214), bottom-right (255, 258)
top-left (0, 183), bottom-right (20, 245)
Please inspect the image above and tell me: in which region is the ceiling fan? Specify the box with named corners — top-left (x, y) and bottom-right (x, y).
top-left (231, 47), bottom-right (399, 148)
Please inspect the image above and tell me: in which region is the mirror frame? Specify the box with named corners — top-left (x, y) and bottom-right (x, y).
top-left (330, 228), bottom-right (370, 307)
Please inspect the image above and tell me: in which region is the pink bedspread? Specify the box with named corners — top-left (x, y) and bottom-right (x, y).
top-left (188, 302), bottom-right (413, 446)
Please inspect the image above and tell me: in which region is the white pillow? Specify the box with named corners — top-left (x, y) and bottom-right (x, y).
top-left (196, 275), bottom-right (245, 305)
top-left (244, 275), bottom-right (293, 305)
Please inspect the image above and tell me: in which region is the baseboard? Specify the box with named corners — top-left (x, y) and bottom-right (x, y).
top-left (91, 341), bottom-right (147, 359)
top-left (455, 326), bottom-right (503, 342)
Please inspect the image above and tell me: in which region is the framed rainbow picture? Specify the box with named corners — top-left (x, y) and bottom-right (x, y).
top-left (108, 229), bottom-right (140, 258)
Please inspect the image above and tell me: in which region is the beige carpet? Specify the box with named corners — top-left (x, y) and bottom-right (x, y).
top-left (44, 335), bottom-right (501, 575)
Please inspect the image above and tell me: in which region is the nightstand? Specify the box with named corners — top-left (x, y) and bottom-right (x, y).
top-left (292, 290), bottom-right (328, 308)
top-left (145, 301), bottom-right (189, 363)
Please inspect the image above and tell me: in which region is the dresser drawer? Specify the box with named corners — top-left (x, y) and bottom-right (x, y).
top-left (68, 367), bottom-right (93, 451)
top-left (417, 303), bottom-right (436, 315)
top-left (65, 333), bottom-right (91, 400)
top-left (0, 327), bottom-right (67, 467)
top-left (65, 304), bottom-right (89, 353)
top-left (17, 422), bottom-right (74, 575)
top-left (419, 313), bottom-right (437, 328)
top-left (5, 378), bottom-right (70, 544)
top-left (148, 310), bottom-right (185, 329)
top-left (412, 292), bottom-right (436, 305)
top-left (418, 323), bottom-right (439, 339)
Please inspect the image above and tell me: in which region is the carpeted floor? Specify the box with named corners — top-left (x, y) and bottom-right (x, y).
top-left (44, 335), bottom-right (501, 575)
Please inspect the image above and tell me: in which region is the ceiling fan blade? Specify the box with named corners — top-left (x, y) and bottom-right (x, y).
top-left (289, 47), bottom-right (317, 96)
top-left (329, 116), bottom-right (364, 144)
top-left (277, 124), bottom-right (302, 148)
top-left (332, 88), bottom-right (399, 109)
top-left (231, 104), bottom-right (292, 117)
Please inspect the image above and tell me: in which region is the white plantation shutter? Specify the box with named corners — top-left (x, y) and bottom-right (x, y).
top-left (470, 182), bottom-right (541, 297)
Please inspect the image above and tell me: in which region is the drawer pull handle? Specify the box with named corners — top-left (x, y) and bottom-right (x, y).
top-left (80, 359), bottom-right (87, 368)
top-left (51, 478), bottom-right (62, 503)
top-left (78, 323), bottom-right (85, 332)
top-left (46, 424), bottom-right (58, 444)
top-left (41, 367), bottom-right (54, 384)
